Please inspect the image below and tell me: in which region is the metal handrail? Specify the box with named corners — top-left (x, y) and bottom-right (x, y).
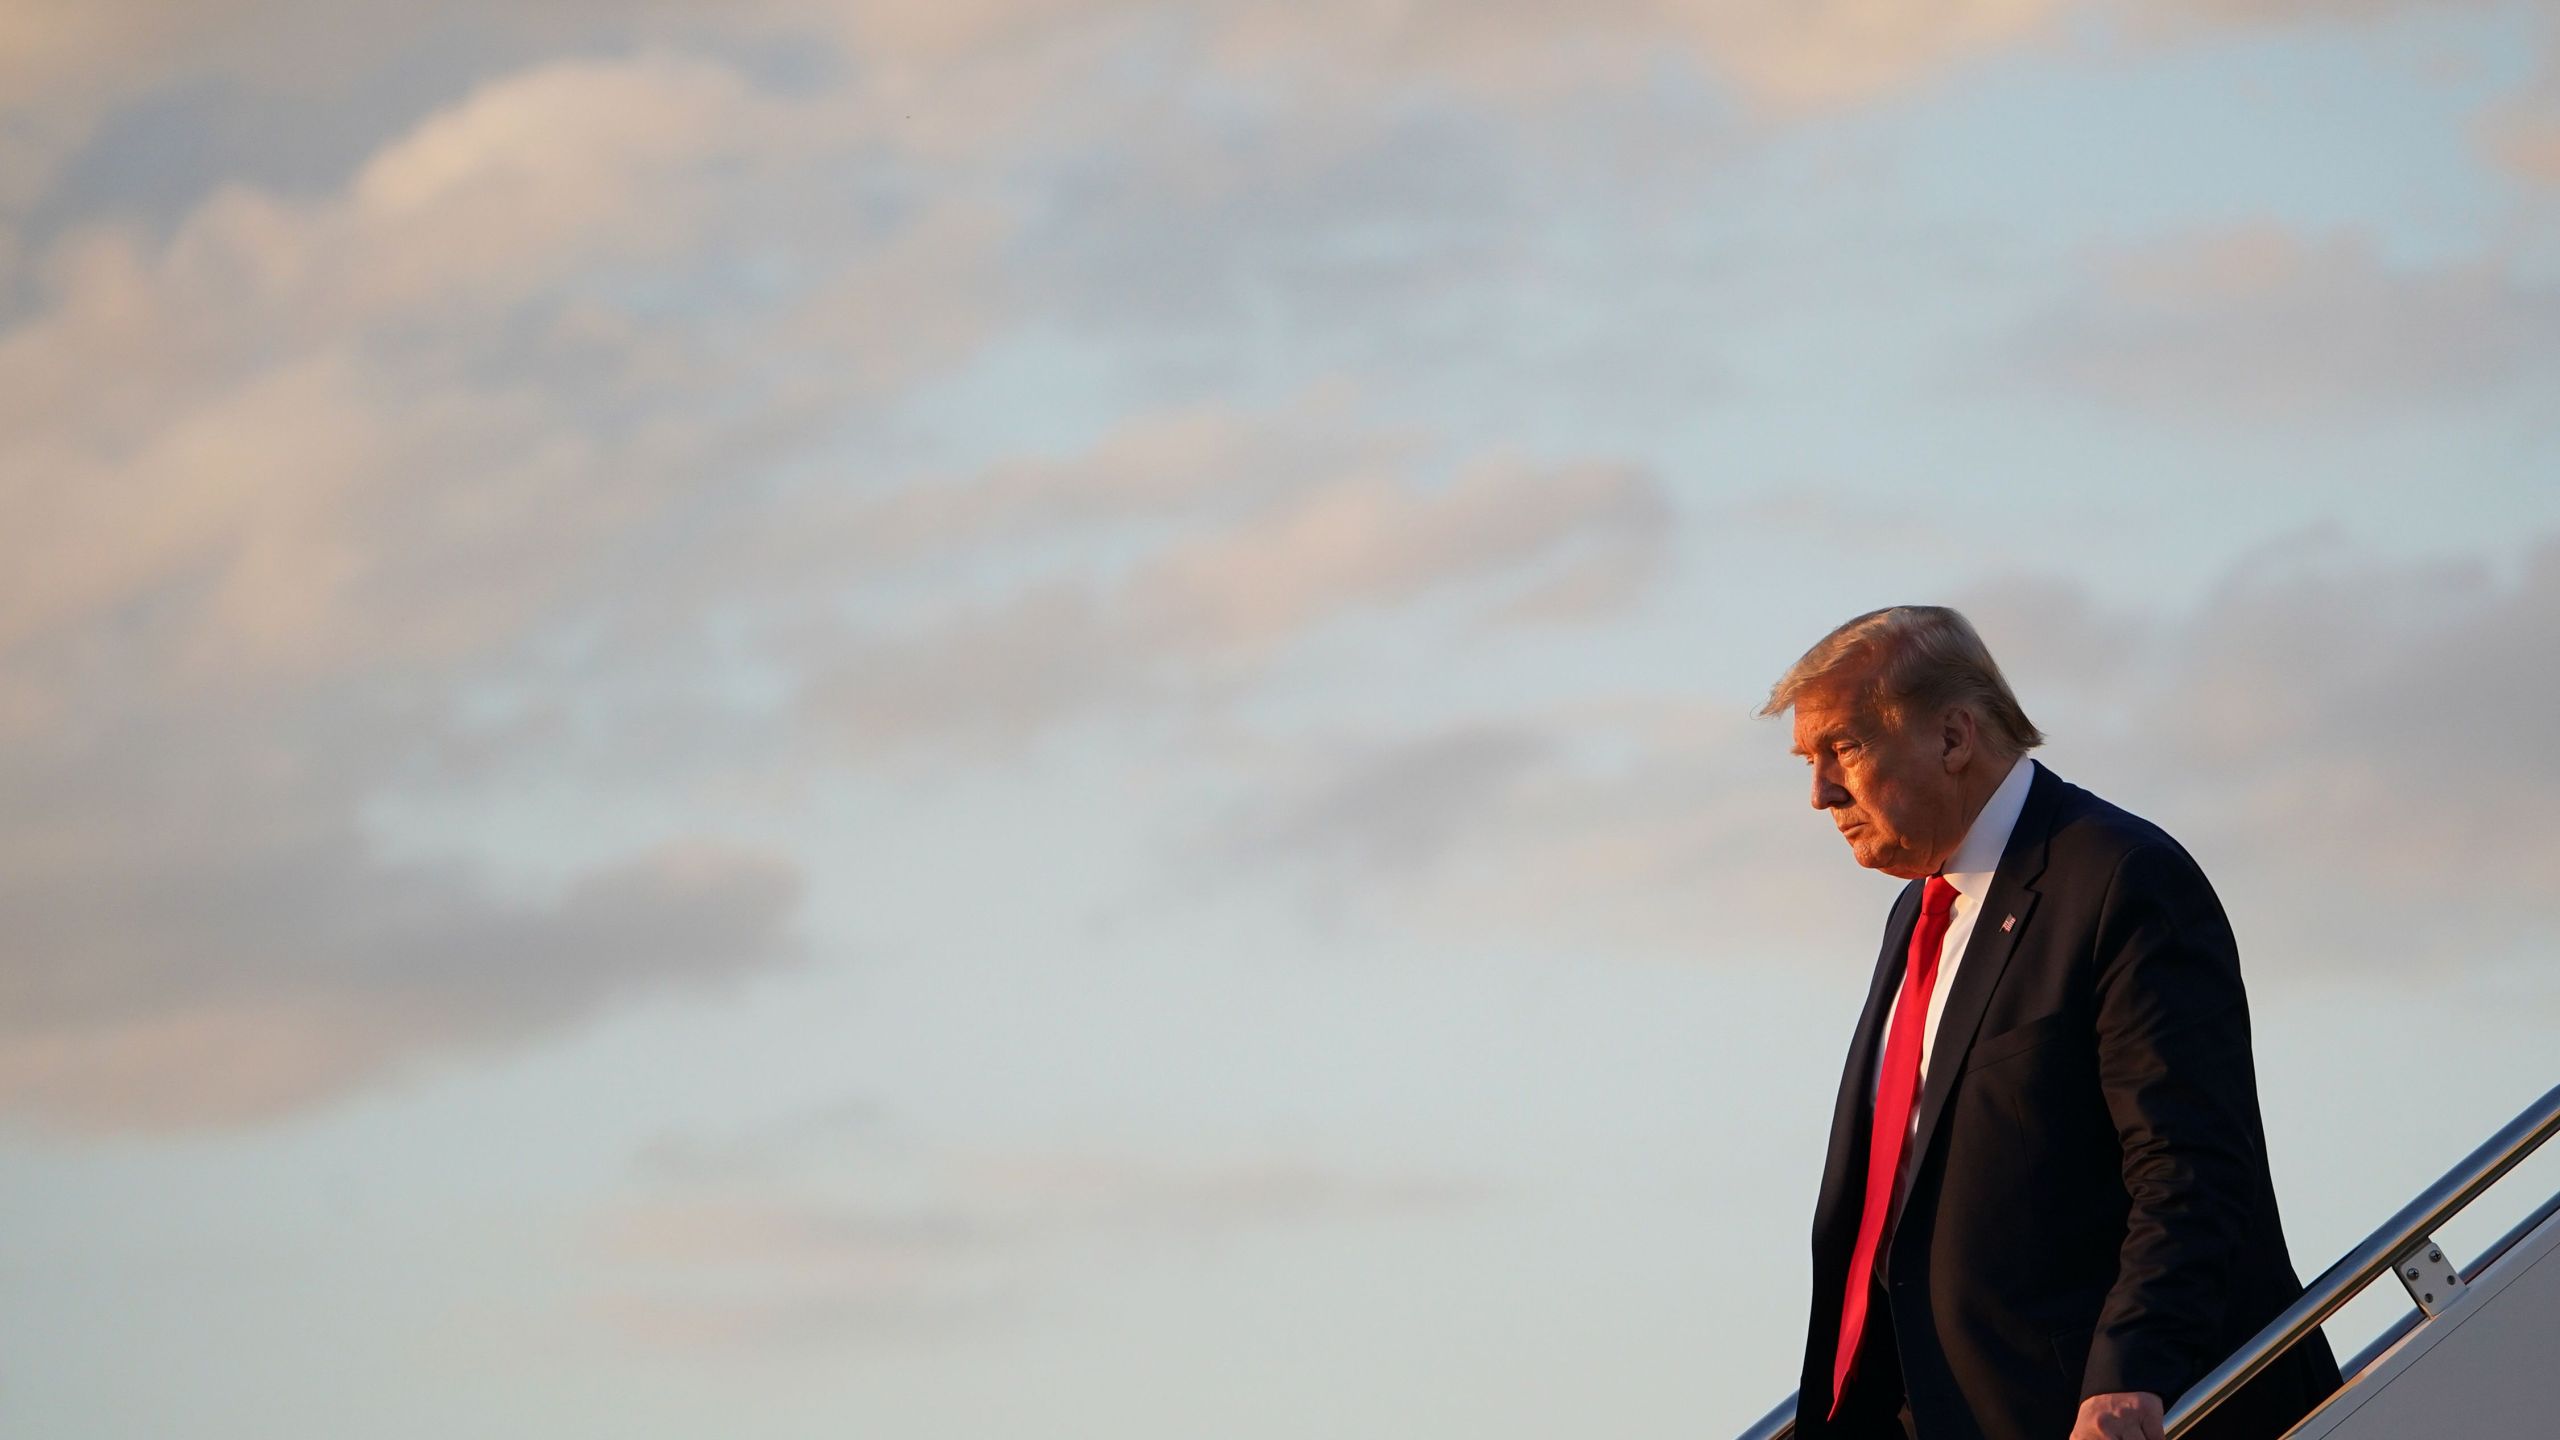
top-left (1734, 1391), bottom-right (1795, 1440)
top-left (1730, 1082), bottom-right (2560, 1440)
top-left (2338, 1184), bottom-right (2560, 1381)
top-left (2163, 1081), bottom-right (2560, 1435)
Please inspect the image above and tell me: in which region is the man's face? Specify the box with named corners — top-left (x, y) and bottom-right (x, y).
top-left (1788, 677), bottom-right (1969, 880)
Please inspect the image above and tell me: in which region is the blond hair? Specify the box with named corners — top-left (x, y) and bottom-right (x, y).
top-left (1759, 605), bottom-right (2043, 755)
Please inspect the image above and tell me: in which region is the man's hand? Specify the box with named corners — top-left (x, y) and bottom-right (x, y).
top-left (2071, 1391), bottom-right (2165, 1440)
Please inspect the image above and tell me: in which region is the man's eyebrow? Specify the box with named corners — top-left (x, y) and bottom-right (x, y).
top-left (1788, 728), bottom-right (1845, 758)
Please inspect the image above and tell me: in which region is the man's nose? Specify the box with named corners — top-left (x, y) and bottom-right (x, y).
top-left (1810, 770), bottom-right (1849, 810)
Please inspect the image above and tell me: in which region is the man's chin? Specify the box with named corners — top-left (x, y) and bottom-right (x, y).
top-left (1848, 841), bottom-right (1925, 879)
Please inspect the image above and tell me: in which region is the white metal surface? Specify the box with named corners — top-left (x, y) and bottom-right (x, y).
top-left (2282, 1200), bottom-right (2560, 1439)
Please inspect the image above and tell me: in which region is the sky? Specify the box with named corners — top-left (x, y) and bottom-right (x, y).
top-left (3, 1), bottom-right (2559, 1436)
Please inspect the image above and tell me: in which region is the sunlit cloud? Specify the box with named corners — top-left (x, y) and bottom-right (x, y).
top-left (1195, 527), bottom-right (2560, 987)
top-left (2482, 43), bottom-right (2560, 187)
top-left (0, 827), bottom-right (802, 1133)
top-left (2010, 222), bottom-right (2560, 422)
top-left (587, 1106), bottom-right (1492, 1351)
top-left (1968, 531), bottom-right (2560, 969)
top-left (798, 456), bottom-right (1668, 753)
top-left (0, 0), bottom-right (2552, 1433)
top-left (0, 51), bottom-right (987, 1134)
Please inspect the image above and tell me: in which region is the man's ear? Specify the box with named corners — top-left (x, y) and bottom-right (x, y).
top-left (1939, 705), bottom-right (1977, 772)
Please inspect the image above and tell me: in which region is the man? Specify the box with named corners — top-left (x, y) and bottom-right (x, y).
top-left (1764, 607), bottom-right (2338, 1440)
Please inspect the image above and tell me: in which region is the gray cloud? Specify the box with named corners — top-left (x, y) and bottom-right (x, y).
top-left (2482, 42), bottom-right (2560, 188)
top-left (1216, 725), bottom-right (1558, 883)
top-left (631, 1096), bottom-right (895, 1185)
top-left (768, 431), bottom-right (1676, 759)
top-left (10, 1), bottom-right (2541, 1148)
top-left (0, 671), bottom-right (806, 1134)
top-left (0, 53), bottom-right (998, 1135)
top-left (1962, 532), bottom-right (2560, 971)
top-left (588, 1112), bottom-right (1492, 1351)
top-left (1192, 695), bottom-right (1870, 959)
top-left (0, 0), bottom-right (2507, 276)
top-left (465, 391), bottom-right (1678, 773)
top-left (0, 32), bottom-right (1696, 1136)
top-left (1199, 531), bottom-right (2560, 985)
top-left (2132, 0), bottom-right (2508, 28)
top-left (2010, 223), bottom-right (2560, 422)
top-left (1027, 101), bottom-right (1551, 386)
top-left (0, 844), bottom-right (804, 1136)
top-left (3, 0), bottom-right (2057, 151)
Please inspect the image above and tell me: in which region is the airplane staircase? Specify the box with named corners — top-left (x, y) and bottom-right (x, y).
top-left (1732, 1082), bottom-right (2560, 1439)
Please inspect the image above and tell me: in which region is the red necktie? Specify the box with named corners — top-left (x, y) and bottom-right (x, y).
top-left (1829, 874), bottom-right (1960, 1419)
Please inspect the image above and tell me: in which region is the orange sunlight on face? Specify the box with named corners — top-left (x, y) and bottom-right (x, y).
top-left (1788, 679), bottom-right (1964, 880)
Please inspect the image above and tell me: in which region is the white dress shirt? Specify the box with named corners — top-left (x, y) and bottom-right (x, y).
top-left (1871, 753), bottom-right (2036, 1130)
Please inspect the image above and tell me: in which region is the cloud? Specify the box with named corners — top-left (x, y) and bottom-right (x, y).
top-left (1182, 509), bottom-right (2560, 994)
top-left (1, 28), bottom-right (1695, 1128)
top-left (14, 1), bottom-right (2539, 1146)
top-left (676, 399), bottom-right (1403, 596)
top-left (1963, 533), bottom-right (2560, 923)
top-left (9, 0), bottom-right (2058, 140)
top-left (762, 413), bottom-right (1674, 757)
top-left (1135, 460), bottom-right (1670, 649)
top-left (0, 51), bottom-right (1019, 1134)
top-left (1191, 694), bottom-right (1870, 960)
top-left (0, 506), bottom-right (814, 1133)
top-left (0, 2), bottom-right (804, 234)
top-left (6, 0), bottom-right (2516, 267)
top-left (0, 787), bottom-right (803, 1134)
top-left (590, 1198), bottom-right (1008, 1348)
top-left (2, 51), bottom-right (957, 451)
top-left (1199, 529), bottom-right (2560, 986)
top-left (1816, 542), bottom-right (2559, 1009)
top-left (0, 0), bottom-right (2096, 277)
top-left (2129, 0), bottom-right (2505, 28)
top-left (2482, 45), bottom-right (2560, 188)
top-left (1660, 0), bottom-right (2061, 108)
top-left (798, 461), bottom-right (1671, 755)
top-left (588, 1111), bottom-right (1490, 1351)
top-left (1201, 0), bottom-right (2067, 111)
top-left (0, 53), bottom-right (998, 691)
top-left (1219, 725), bottom-right (1558, 882)
top-left (2011, 222), bottom-right (2560, 422)
top-left (632, 1096), bottom-right (894, 1184)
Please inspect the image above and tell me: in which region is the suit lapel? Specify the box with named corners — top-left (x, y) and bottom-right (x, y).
top-left (1813, 878), bottom-right (1924, 1250)
top-left (1900, 760), bottom-right (2062, 1197)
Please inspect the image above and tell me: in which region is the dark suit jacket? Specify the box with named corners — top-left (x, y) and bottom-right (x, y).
top-left (1792, 761), bottom-right (2339, 1440)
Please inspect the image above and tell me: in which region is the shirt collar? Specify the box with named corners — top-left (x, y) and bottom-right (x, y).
top-left (1940, 754), bottom-right (2035, 901)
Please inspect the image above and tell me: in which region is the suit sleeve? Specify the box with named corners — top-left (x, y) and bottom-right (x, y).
top-left (2081, 842), bottom-right (2265, 1402)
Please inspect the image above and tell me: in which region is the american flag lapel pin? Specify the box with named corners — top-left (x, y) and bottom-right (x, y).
top-left (2001, 914), bottom-right (2017, 932)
